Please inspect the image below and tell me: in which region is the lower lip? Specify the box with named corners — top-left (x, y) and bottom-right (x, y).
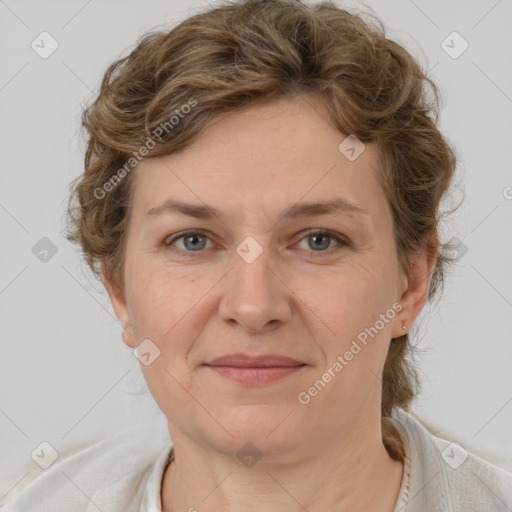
top-left (205, 365), bottom-right (305, 385)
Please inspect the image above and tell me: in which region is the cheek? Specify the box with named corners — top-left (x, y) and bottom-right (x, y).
top-left (304, 264), bottom-right (396, 417)
top-left (127, 259), bottom-right (206, 334)
top-left (320, 258), bottom-right (394, 324)
top-left (128, 269), bottom-right (203, 411)
top-left (125, 263), bottom-right (217, 387)
top-left (305, 257), bottom-right (398, 380)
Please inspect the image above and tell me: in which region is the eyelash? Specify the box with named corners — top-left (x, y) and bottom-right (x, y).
top-left (163, 229), bottom-right (349, 256)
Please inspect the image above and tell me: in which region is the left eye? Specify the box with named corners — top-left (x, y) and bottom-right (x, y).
top-left (296, 230), bottom-right (347, 252)
top-left (163, 230), bottom-right (347, 253)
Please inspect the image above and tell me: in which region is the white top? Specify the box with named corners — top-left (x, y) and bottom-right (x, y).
top-left (3, 408), bottom-right (512, 511)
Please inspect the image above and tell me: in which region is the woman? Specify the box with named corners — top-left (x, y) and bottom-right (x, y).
top-left (5, 0), bottom-right (511, 510)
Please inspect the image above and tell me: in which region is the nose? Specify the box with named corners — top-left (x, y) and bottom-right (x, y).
top-left (218, 239), bottom-right (292, 333)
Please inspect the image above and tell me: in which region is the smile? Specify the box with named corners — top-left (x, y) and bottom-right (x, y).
top-left (204, 364), bottom-right (306, 385)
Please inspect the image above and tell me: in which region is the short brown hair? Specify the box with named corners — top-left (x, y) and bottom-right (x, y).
top-left (65, 0), bottom-right (458, 460)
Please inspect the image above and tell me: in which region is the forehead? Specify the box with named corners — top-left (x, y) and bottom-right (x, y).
top-left (130, 95), bottom-right (387, 224)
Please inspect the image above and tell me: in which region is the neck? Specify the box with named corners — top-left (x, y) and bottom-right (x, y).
top-left (160, 410), bottom-right (404, 512)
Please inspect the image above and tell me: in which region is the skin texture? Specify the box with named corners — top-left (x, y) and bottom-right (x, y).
top-left (103, 94), bottom-right (436, 511)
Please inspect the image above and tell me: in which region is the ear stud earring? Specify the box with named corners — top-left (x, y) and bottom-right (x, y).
top-left (401, 321), bottom-right (407, 331)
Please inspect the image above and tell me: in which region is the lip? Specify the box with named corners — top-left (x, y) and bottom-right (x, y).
top-left (205, 353), bottom-right (304, 367)
top-left (204, 353), bottom-right (306, 385)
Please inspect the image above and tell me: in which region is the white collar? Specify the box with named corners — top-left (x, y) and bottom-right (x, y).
top-left (139, 443), bottom-right (174, 512)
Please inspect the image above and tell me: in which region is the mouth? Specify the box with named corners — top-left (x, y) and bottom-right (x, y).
top-left (203, 353), bottom-right (307, 385)
top-left (204, 364), bottom-right (307, 385)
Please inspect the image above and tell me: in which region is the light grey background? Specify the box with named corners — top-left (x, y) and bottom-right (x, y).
top-left (1, 0), bottom-right (511, 502)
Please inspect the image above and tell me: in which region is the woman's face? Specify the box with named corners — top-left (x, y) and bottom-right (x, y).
top-left (106, 94), bottom-right (417, 460)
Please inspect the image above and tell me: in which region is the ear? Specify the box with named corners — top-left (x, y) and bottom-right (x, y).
top-left (101, 261), bottom-right (137, 348)
top-left (391, 232), bottom-right (438, 338)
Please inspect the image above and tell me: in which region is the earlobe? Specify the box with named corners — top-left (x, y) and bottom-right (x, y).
top-left (120, 328), bottom-right (137, 349)
top-left (101, 261), bottom-right (137, 349)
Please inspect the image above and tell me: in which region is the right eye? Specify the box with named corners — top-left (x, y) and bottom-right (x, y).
top-left (163, 230), bottom-right (214, 253)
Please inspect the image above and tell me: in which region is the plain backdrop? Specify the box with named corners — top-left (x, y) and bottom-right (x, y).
top-left (1, 0), bottom-right (511, 503)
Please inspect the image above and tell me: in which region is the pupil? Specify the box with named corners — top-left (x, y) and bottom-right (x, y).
top-left (310, 235), bottom-right (329, 250)
top-left (185, 235), bottom-right (204, 251)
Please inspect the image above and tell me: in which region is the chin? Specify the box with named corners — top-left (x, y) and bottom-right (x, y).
top-left (211, 405), bottom-right (305, 456)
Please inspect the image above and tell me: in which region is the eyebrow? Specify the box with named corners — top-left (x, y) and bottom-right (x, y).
top-left (145, 198), bottom-right (370, 221)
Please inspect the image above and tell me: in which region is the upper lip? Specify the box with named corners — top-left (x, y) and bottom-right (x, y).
top-left (205, 353), bottom-right (305, 367)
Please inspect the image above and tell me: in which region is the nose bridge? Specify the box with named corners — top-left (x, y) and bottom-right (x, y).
top-left (218, 235), bottom-right (290, 331)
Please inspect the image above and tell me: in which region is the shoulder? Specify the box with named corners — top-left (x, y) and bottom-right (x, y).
top-left (2, 425), bottom-right (171, 512)
top-left (391, 408), bottom-right (512, 511)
